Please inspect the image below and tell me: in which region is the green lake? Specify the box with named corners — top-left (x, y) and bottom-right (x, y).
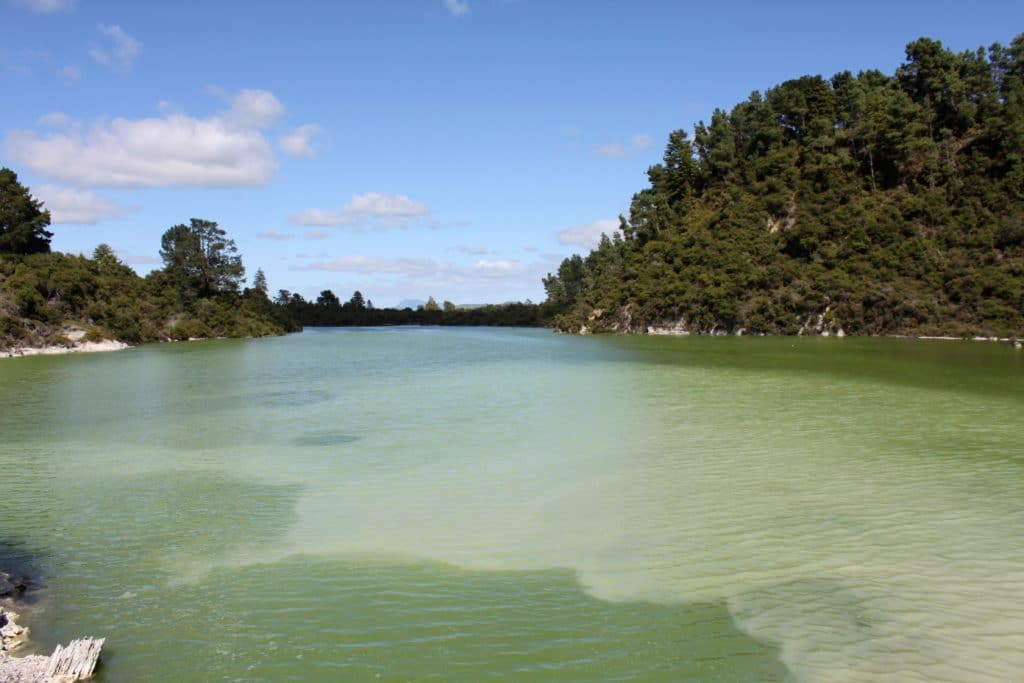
top-left (1, 328), bottom-right (1022, 682)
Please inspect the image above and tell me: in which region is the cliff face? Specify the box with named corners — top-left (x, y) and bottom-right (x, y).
top-left (543, 36), bottom-right (1024, 338)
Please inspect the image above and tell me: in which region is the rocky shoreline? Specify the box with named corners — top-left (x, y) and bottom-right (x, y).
top-left (0, 573), bottom-right (103, 682)
top-left (0, 608), bottom-right (49, 683)
top-left (0, 572), bottom-right (44, 683)
top-left (0, 339), bottom-right (129, 359)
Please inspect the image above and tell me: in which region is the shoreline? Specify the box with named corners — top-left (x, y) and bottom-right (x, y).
top-left (2, 331), bottom-right (1021, 359)
top-left (0, 339), bottom-right (129, 360)
top-left (1, 601), bottom-right (104, 682)
top-left (0, 606), bottom-right (49, 683)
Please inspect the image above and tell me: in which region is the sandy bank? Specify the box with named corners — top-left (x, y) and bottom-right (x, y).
top-left (1, 340), bottom-right (128, 360)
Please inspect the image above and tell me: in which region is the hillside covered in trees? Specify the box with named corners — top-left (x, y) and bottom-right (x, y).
top-left (0, 169), bottom-right (298, 353)
top-left (543, 36), bottom-right (1024, 338)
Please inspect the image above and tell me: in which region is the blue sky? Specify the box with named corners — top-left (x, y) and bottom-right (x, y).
top-left (2, 0), bottom-right (1022, 306)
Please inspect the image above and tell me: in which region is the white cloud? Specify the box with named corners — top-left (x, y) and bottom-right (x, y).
top-left (294, 253), bottom-right (554, 305)
top-left (450, 245), bottom-right (490, 255)
top-left (296, 255), bottom-right (537, 284)
top-left (289, 192), bottom-right (430, 229)
top-left (557, 218), bottom-right (619, 248)
top-left (256, 230), bottom-right (295, 240)
top-left (594, 132), bottom-right (654, 159)
top-left (90, 24), bottom-right (141, 69)
top-left (303, 230), bottom-right (329, 240)
top-left (57, 65), bottom-right (80, 81)
top-left (5, 89), bottom-right (287, 188)
top-left (444, 0), bottom-right (469, 16)
top-left (37, 111), bottom-right (74, 128)
top-left (296, 256), bottom-right (442, 275)
top-left (278, 123), bottom-right (322, 158)
top-left (117, 250), bottom-right (160, 266)
top-left (472, 259), bottom-right (527, 278)
top-left (13, 0), bottom-right (74, 12)
top-left (35, 185), bottom-right (130, 224)
top-left (229, 89), bottom-right (284, 128)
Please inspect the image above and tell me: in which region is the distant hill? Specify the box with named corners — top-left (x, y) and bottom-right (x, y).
top-left (542, 35), bottom-right (1024, 338)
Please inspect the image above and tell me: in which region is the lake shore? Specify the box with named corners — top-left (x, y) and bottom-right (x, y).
top-left (2, 600), bottom-right (104, 682)
top-left (0, 604), bottom-right (48, 683)
top-left (0, 339), bottom-right (129, 359)
top-left (2, 329), bottom-right (1020, 360)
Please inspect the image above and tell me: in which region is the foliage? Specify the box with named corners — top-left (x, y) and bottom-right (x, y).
top-left (0, 168), bottom-right (53, 255)
top-left (542, 35), bottom-right (1024, 338)
top-left (160, 219), bottom-right (244, 302)
top-left (1, 214), bottom-right (300, 351)
top-left (283, 290), bottom-right (547, 328)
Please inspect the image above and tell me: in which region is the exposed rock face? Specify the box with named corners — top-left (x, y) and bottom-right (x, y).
top-left (580, 304), bottom-right (849, 337)
top-left (1, 606), bottom-right (29, 654)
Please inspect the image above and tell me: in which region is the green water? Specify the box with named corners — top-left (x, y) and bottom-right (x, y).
top-left (1, 328), bottom-right (1022, 682)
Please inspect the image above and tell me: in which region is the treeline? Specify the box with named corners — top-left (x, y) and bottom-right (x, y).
top-left (0, 169), bottom-right (298, 351)
top-left (543, 35), bottom-right (1024, 337)
top-left (278, 290), bottom-right (547, 327)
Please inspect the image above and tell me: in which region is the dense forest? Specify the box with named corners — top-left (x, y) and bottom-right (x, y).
top-left (543, 36), bottom-right (1024, 338)
top-left (0, 169), bottom-right (298, 351)
top-left (279, 290), bottom-right (547, 328)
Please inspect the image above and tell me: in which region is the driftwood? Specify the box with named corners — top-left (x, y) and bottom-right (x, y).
top-left (42, 638), bottom-right (104, 681)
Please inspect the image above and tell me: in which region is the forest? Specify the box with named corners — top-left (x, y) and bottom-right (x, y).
top-left (542, 35), bottom-right (1024, 338)
top-left (0, 169), bottom-right (298, 350)
top-left (5, 34), bottom-right (1023, 349)
top-left (278, 290), bottom-right (547, 328)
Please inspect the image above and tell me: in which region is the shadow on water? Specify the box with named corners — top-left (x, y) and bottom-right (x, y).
top-left (254, 389), bottom-right (332, 408)
top-left (595, 334), bottom-right (1024, 402)
top-left (0, 539), bottom-right (50, 605)
top-left (292, 432), bottom-right (360, 447)
top-left (84, 557), bottom-right (790, 683)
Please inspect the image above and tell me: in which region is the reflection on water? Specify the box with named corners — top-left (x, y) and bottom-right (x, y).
top-left (0, 329), bottom-right (1022, 682)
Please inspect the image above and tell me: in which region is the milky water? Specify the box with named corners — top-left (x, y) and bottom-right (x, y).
top-left (1, 328), bottom-right (1022, 681)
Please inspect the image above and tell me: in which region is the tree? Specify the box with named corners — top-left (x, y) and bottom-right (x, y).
top-left (348, 290), bottom-right (366, 310)
top-left (316, 289), bottom-right (340, 308)
top-left (0, 168), bottom-right (53, 254)
top-left (160, 219), bottom-right (244, 299)
top-left (443, 300), bottom-right (456, 312)
top-left (424, 296), bottom-right (441, 312)
top-left (252, 269), bottom-right (268, 296)
top-left (92, 243), bottom-right (133, 277)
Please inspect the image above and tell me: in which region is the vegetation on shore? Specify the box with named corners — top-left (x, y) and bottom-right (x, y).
top-left (542, 35), bottom-right (1024, 338)
top-left (0, 168), bottom-right (546, 353)
top-left (7, 35), bottom-right (1023, 348)
top-left (279, 290), bottom-right (548, 327)
top-left (0, 169), bottom-right (298, 352)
